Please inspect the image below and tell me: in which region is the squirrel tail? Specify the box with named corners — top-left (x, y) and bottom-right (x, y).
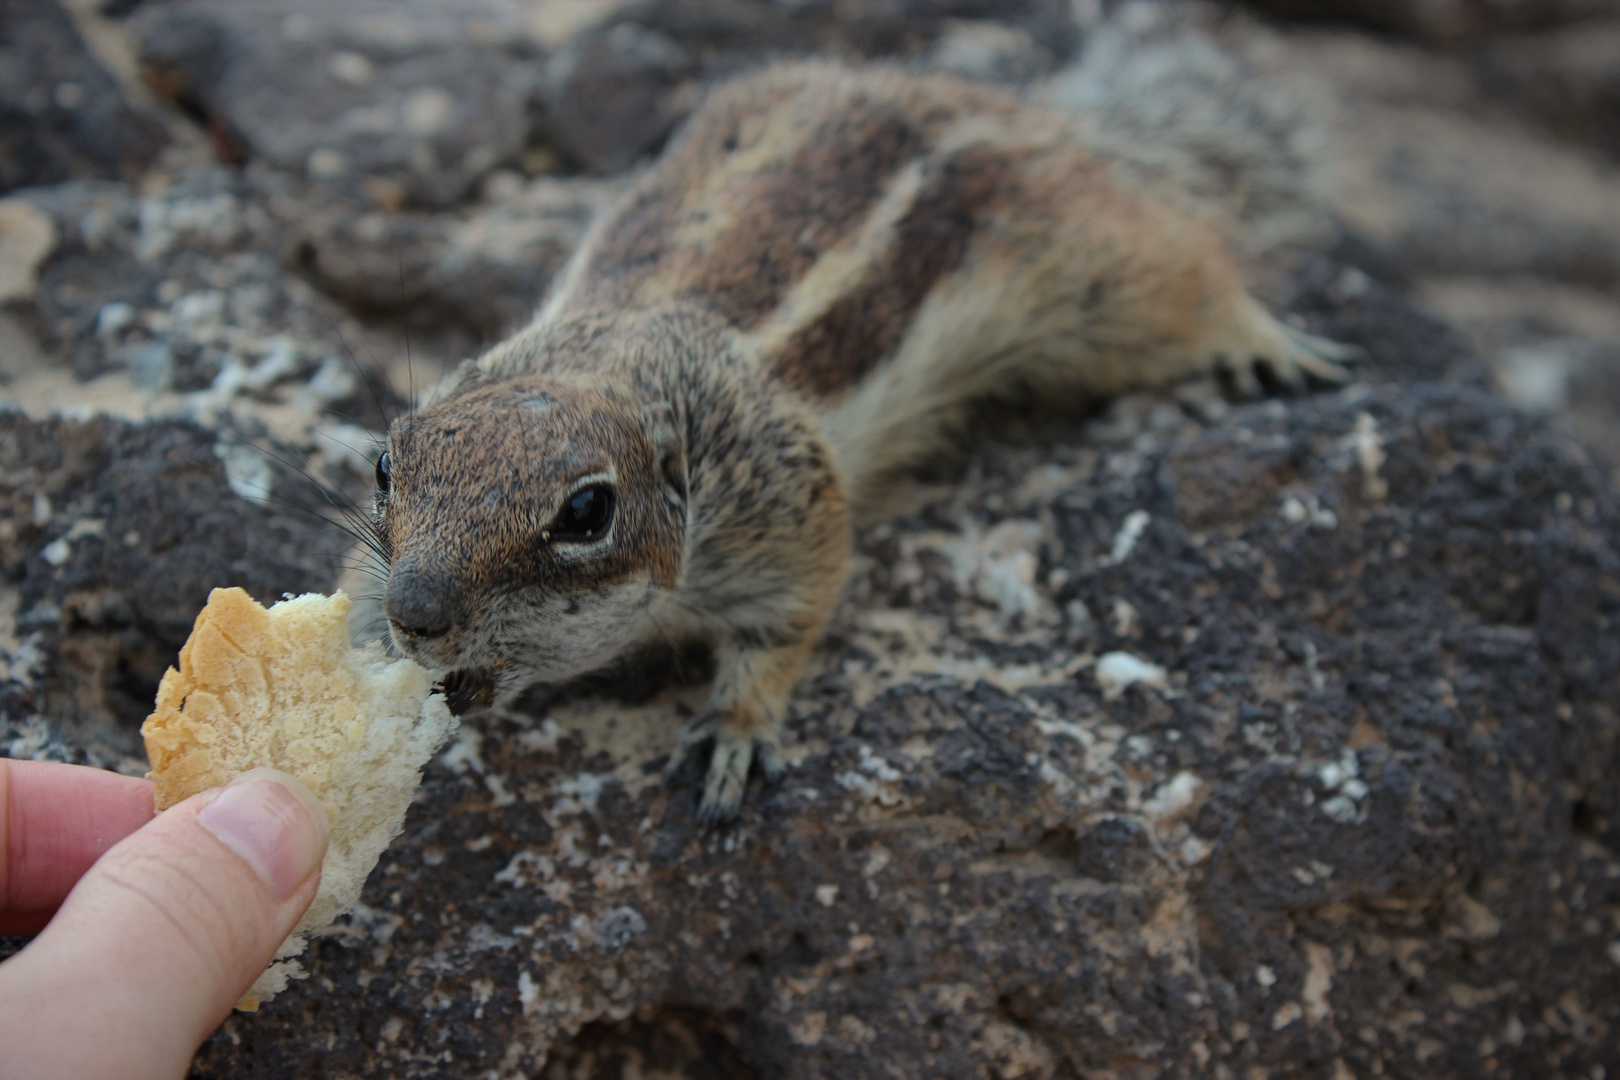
top-left (1036, 1), bottom-right (1329, 254)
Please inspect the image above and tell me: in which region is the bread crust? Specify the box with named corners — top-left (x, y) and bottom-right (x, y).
top-left (145, 586), bottom-right (277, 810)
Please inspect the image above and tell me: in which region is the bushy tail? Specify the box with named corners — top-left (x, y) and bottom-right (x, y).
top-left (1037, 1), bottom-right (1328, 253)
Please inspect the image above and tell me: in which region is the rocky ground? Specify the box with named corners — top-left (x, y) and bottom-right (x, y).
top-left (2, 0), bottom-right (1619, 1077)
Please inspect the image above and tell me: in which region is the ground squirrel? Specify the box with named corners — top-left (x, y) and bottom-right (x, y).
top-left (368, 58), bottom-right (1344, 822)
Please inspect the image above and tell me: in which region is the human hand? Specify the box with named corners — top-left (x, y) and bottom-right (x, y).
top-left (0, 758), bottom-right (328, 1080)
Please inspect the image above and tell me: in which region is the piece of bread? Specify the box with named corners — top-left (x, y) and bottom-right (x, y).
top-left (141, 587), bottom-right (457, 1009)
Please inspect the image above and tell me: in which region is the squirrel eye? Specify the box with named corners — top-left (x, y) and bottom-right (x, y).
top-left (375, 451), bottom-right (391, 493)
top-left (548, 484), bottom-right (614, 543)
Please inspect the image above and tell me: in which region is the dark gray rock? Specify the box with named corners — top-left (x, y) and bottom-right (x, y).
top-left (0, 411), bottom-right (348, 759)
top-left (132, 0), bottom-right (544, 208)
top-left (1479, 20), bottom-right (1620, 159)
top-left (1242, 0), bottom-right (1620, 41)
top-left (1311, 97), bottom-right (1620, 291)
top-left (533, 0), bottom-right (1076, 174)
top-left (118, 268), bottom-right (1616, 1078)
top-left (129, 0), bottom-right (1075, 194)
top-left (0, 710), bottom-right (91, 766)
top-left (263, 1), bottom-right (1072, 329)
top-left (534, 18), bottom-right (698, 177)
top-left (268, 171), bottom-right (618, 341)
top-left (9, 161), bottom-right (599, 470)
top-left (0, 0), bottom-right (166, 194)
top-left (17, 169), bottom-right (396, 422)
top-left (15, 179), bottom-right (143, 379)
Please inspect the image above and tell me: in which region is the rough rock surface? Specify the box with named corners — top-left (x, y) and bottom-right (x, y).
top-left (131, 0), bottom-right (544, 208)
top-left (0, 411), bottom-right (347, 761)
top-left (16, 169), bottom-right (371, 394)
top-left (0, 0), bottom-right (166, 194)
top-left (1231, 15), bottom-right (1620, 491)
top-left (1477, 19), bottom-right (1620, 155)
top-left (10, 160), bottom-right (612, 375)
top-left (1244, 0), bottom-right (1620, 41)
top-left (130, 0), bottom-right (1076, 189)
top-left (530, 0), bottom-right (1076, 174)
top-left (150, 268), bottom-right (1620, 1078)
top-left (1245, 28), bottom-right (1620, 293)
top-left (271, 171), bottom-right (619, 341)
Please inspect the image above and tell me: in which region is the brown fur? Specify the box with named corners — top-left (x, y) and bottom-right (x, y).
top-left (374, 61), bottom-right (1344, 822)
top-left (773, 142), bottom-right (1013, 396)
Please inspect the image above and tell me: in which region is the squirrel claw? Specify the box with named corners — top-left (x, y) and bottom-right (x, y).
top-left (667, 715), bottom-right (779, 824)
top-left (1279, 325), bottom-right (1355, 385)
top-left (1216, 315), bottom-right (1352, 400)
top-left (698, 733), bottom-right (754, 825)
top-left (662, 712), bottom-right (715, 781)
top-left (434, 667), bottom-right (496, 716)
top-left (755, 740), bottom-right (786, 782)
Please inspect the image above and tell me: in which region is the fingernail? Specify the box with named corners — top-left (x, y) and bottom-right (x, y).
top-left (197, 769), bottom-right (329, 902)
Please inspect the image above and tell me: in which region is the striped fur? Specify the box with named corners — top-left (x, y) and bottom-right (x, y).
top-left (376, 61), bottom-right (1343, 821)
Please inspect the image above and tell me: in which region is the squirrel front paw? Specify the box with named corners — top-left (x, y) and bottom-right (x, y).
top-left (665, 713), bottom-right (784, 824)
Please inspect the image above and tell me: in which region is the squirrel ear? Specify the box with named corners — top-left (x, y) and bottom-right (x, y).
top-left (642, 403), bottom-right (686, 503)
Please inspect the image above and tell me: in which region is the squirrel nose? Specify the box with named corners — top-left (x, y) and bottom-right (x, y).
top-left (385, 564), bottom-right (458, 640)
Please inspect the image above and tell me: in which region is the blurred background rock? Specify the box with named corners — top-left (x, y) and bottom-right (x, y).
top-left (3, 0), bottom-right (1616, 473)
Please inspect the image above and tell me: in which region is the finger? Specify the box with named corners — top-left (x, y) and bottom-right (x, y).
top-left (0, 768), bottom-right (328, 1080)
top-left (1, 759), bottom-right (155, 928)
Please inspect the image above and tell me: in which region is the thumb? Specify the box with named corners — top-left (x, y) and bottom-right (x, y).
top-left (0, 768), bottom-right (328, 1080)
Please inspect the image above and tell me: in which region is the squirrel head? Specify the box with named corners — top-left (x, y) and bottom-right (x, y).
top-left (373, 368), bottom-right (687, 685)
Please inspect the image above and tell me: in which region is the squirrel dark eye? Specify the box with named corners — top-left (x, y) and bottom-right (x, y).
top-left (548, 484), bottom-right (614, 543)
top-left (375, 451), bottom-right (391, 493)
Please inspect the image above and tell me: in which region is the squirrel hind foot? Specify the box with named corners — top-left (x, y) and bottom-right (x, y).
top-left (1213, 301), bottom-right (1353, 399)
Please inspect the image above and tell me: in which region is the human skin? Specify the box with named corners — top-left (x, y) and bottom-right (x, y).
top-left (0, 759), bottom-right (327, 1080)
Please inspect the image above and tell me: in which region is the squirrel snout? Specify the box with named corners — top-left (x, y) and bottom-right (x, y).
top-left (385, 566), bottom-right (459, 641)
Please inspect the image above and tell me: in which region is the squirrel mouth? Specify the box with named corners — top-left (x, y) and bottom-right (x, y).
top-left (434, 667), bottom-right (496, 716)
